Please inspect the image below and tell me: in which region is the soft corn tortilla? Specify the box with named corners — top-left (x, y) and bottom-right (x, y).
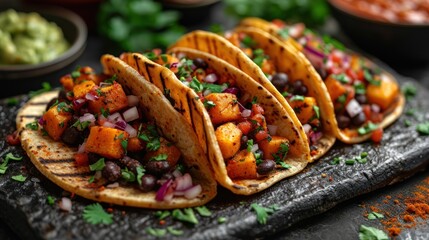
top-left (239, 18), bottom-right (406, 144)
top-left (170, 29), bottom-right (337, 161)
top-left (119, 50), bottom-right (309, 195)
top-left (16, 56), bottom-right (217, 209)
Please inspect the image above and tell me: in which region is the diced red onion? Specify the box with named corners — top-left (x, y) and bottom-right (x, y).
top-left (267, 125), bottom-right (278, 135)
top-left (79, 113), bottom-right (96, 125)
top-left (123, 107), bottom-right (139, 122)
top-left (124, 124), bottom-right (137, 138)
top-left (241, 109), bottom-right (252, 118)
top-left (175, 173), bottom-right (193, 191)
top-left (345, 99), bottom-right (362, 118)
top-left (251, 143), bottom-right (259, 153)
top-left (85, 93), bottom-right (99, 101)
top-left (127, 95), bottom-right (139, 107)
top-left (73, 98), bottom-right (86, 109)
top-left (163, 190), bottom-right (174, 202)
top-left (106, 182), bottom-right (119, 188)
top-left (172, 169), bottom-right (183, 178)
top-left (38, 117), bottom-right (45, 125)
top-left (222, 87), bottom-right (240, 95)
top-left (108, 112), bottom-right (123, 123)
top-left (304, 45), bottom-right (325, 59)
top-left (184, 184), bottom-right (202, 199)
top-left (155, 179), bottom-right (173, 201)
top-left (114, 120), bottom-right (127, 131)
top-left (103, 121), bottom-right (115, 128)
top-left (303, 123), bottom-right (312, 134)
top-left (59, 197), bottom-right (72, 212)
top-left (289, 23), bottom-right (305, 39)
top-left (371, 104), bottom-right (381, 113)
top-left (310, 131), bottom-right (323, 144)
top-left (204, 73), bottom-right (218, 83)
top-left (170, 62), bottom-right (178, 69)
top-left (77, 142), bottom-right (86, 153)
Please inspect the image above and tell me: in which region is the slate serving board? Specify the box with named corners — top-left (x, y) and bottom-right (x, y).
top-left (0, 71), bottom-right (428, 240)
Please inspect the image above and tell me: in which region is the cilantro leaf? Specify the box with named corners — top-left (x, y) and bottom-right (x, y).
top-left (155, 210), bottom-right (171, 220)
top-left (172, 208), bottom-right (198, 224)
top-left (313, 105), bottom-right (320, 119)
top-left (47, 196), bottom-right (55, 205)
top-left (11, 174), bottom-right (27, 182)
top-left (136, 166), bottom-right (145, 186)
top-left (368, 212), bottom-right (384, 220)
top-left (190, 77), bottom-right (204, 93)
top-left (416, 122), bottom-right (429, 135)
top-left (195, 206), bottom-right (212, 217)
top-left (246, 139), bottom-right (254, 152)
top-left (402, 82), bottom-right (417, 100)
top-left (89, 158), bottom-right (105, 171)
top-left (26, 121), bottom-right (39, 130)
top-left (251, 203), bottom-right (278, 225)
top-left (364, 70), bottom-right (381, 86)
top-left (357, 122), bottom-right (378, 135)
top-left (290, 95), bottom-right (305, 102)
top-left (150, 154), bottom-right (168, 161)
top-left (146, 227), bottom-right (167, 237)
top-left (167, 227), bottom-right (184, 236)
top-left (330, 157), bottom-right (341, 165)
top-left (5, 153), bottom-right (22, 161)
top-left (359, 225), bottom-right (388, 240)
top-left (121, 168), bottom-right (136, 182)
top-left (218, 217), bottom-right (227, 223)
top-left (83, 203), bottom-right (113, 225)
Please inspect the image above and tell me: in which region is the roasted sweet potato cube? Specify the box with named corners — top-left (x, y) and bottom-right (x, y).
top-left (42, 106), bottom-right (72, 141)
top-left (226, 149), bottom-right (257, 179)
top-left (289, 97), bottom-right (317, 124)
top-left (367, 77), bottom-right (399, 110)
top-left (143, 137), bottom-right (181, 167)
top-left (88, 83), bottom-right (128, 114)
top-left (85, 126), bottom-right (129, 159)
top-left (258, 136), bottom-right (289, 161)
top-left (215, 122), bottom-right (242, 159)
top-left (60, 75), bottom-right (74, 91)
top-left (73, 81), bottom-right (96, 99)
top-left (325, 74), bottom-right (347, 102)
top-left (204, 93), bottom-right (241, 125)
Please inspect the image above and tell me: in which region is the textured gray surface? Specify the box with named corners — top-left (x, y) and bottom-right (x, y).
top-left (0, 70), bottom-right (428, 240)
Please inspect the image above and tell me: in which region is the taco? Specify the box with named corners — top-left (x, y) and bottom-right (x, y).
top-left (239, 18), bottom-right (405, 143)
top-left (169, 29), bottom-right (337, 161)
top-left (119, 49), bottom-right (310, 195)
top-left (16, 61), bottom-right (217, 209)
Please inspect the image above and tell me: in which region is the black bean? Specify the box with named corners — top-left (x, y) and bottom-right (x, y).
top-left (293, 80), bottom-right (308, 95)
top-left (271, 73), bottom-right (289, 91)
top-left (351, 112), bottom-right (367, 127)
top-left (257, 159), bottom-right (276, 175)
top-left (61, 127), bottom-right (84, 147)
top-left (193, 58), bottom-right (208, 69)
top-left (145, 160), bottom-right (171, 176)
top-left (355, 94), bottom-right (367, 104)
top-left (139, 174), bottom-right (157, 192)
top-left (316, 67), bottom-right (327, 79)
top-left (58, 90), bottom-right (68, 102)
top-left (102, 161), bottom-right (121, 182)
top-left (119, 156), bottom-right (142, 174)
top-left (240, 135), bottom-right (249, 147)
top-left (337, 115), bottom-right (351, 129)
top-left (46, 98), bottom-right (59, 111)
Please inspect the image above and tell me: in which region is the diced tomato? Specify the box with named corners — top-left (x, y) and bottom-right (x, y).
top-left (370, 112), bottom-right (383, 123)
top-left (272, 19), bottom-right (286, 28)
top-left (356, 69), bottom-right (364, 81)
top-left (330, 52), bottom-right (342, 64)
top-left (75, 153), bottom-right (89, 166)
top-left (6, 131), bottom-right (20, 145)
top-left (237, 121), bottom-right (252, 135)
top-left (254, 130), bottom-right (270, 142)
top-left (362, 105), bottom-right (371, 120)
top-left (371, 128), bottom-right (383, 143)
top-left (251, 103), bottom-right (265, 115)
top-left (346, 68), bottom-right (358, 82)
top-left (327, 66), bottom-right (342, 75)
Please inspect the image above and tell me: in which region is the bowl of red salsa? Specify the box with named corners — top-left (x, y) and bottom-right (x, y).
top-left (328, 0), bottom-right (429, 62)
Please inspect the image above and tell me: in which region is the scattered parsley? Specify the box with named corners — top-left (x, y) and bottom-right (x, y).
top-left (172, 208), bottom-right (198, 225)
top-left (330, 157), bottom-right (341, 165)
top-left (100, 107), bottom-right (110, 118)
top-left (363, 70), bottom-right (381, 86)
top-left (136, 166), bottom-right (145, 186)
top-left (0, 153), bottom-right (21, 174)
top-left (11, 174), bottom-right (27, 182)
top-left (251, 203), bottom-right (279, 225)
top-left (246, 139), bottom-right (254, 152)
top-left (368, 212), bottom-right (384, 220)
top-left (273, 142), bottom-right (289, 166)
top-left (416, 122), bottom-right (429, 135)
top-left (218, 217), bottom-right (227, 223)
top-left (337, 94), bottom-right (347, 104)
top-left (252, 48), bottom-right (266, 67)
top-left (333, 73), bottom-right (350, 84)
top-left (104, 74), bottom-right (117, 84)
top-left (56, 102), bottom-right (73, 113)
top-left (359, 225), bottom-right (388, 240)
top-left (313, 105), bottom-right (320, 119)
top-left (357, 122), bottom-right (378, 135)
top-left (71, 70), bottom-right (81, 79)
top-left (83, 203), bottom-right (113, 225)
top-left (404, 119), bottom-right (411, 127)
top-left (47, 196), bottom-right (55, 205)
top-left (279, 161), bottom-right (292, 169)
top-left (89, 158), bottom-right (105, 171)
top-left (26, 121), bottom-right (39, 130)
top-left (72, 120), bottom-right (91, 131)
top-left (121, 168), bottom-right (136, 182)
top-left (354, 82), bottom-right (366, 95)
top-left (146, 227), bottom-right (167, 237)
top-left (241, 36), bottom-right (256, 48)
top-left (190, 77), bottom-right (204, 93)
top-left (155, 210), bottom-right (171, 220)
top-left (150, 154), bottom-right (168, 161)
top-left (195, 206), bottom-right (212, 217)
top-left (29, 82), bottom-right (52, 98)
top-left (167, 227), bottom-right (183, 236)
top-left (402, 82), bottom-right (417, 100)
top-left (203, 83), bottom-right (225, 93)
top-left (345, 159), bottom-right (355, 165)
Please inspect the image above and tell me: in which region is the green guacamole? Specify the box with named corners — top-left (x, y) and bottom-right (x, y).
top-left (0, 9), bottom-right (69, 65)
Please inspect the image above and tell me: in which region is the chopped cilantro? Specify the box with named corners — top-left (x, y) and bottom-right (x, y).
top-left (404, 119), bottom-right (411, 127)
top-left (246, 139), bottom-right (254, 152)
top-left (160, 54), bottom-right (168, 63)
top-left (203, 83), bottom-right (226, 93)
top-left (72, 120), bottom-right (91, 131)
top-left (190, 77), bottom-right (204, 93)
top-left (146, 227), bottom-right (167, 237)
top-left (251, 96), bottom-right (258, 104)
top-left (172, 208), bottom-right (198, 225)
top-left (368, 212), bottom-right (384, 220)
top-left (136, 166), bottom-right (145, 186)
top-left (279, 161), bottom-right (292, 169)
top-left (0, 153), bottom-right (22, 174)
top-left (322, 35), bottom-right (345, 51)
top-left (333, 73), bottom-right (350, 84)
top-left (218, 217), bottom-right (227, 223)
top-left (330, 157), bottom-right (341, 165)
top-left (155, 210), bottom-right (171, 220)
top-left (405, 108), bottom-right (416, 116)
top-left (47, 195), bottom-right (55, 205)
top-left (337, 94), bottom-right (347, 104)
top-left (251, 203), bottom-right (278, 225)
top-left (11, 174), bottom-right (27, 182)
top-left (357, 122), bottom-right (378, 135)
top-left (282, 91), bottom-right (291, 97)
top-left (241, 36), bottom-right (256, 48)
top-left (104, 74), bottom-right (117, 84)
top-left (345, 159), bottom-right (355, 165)
top-left (359, 225), bottom-right (388, 240)
top-left (143, 52), bottom-right (157, 61)
top-left (150, 154), bottom-right (168, 161)
top-left (100, 107), bottom-right (110, 118)
top-left (71, 71), bottom-right (81, 79)
top-left (354, 82), bottom-right (366, 95)
top-left (252, 48), bottom-right (266, 67)
top-left (273, 142), bottom-right (289, 165)
top-left (195, 206), bottom-right (211, 217)
top-left (26, 121), bottom-right (39, 130)
top-left (29, 82), bottom-right (52, 98)
top-left (89, 158), bottom-right (105, 171)
top-left (203, 100), bottom-right (216, 109)
top-left (57, 102), bottom-right (73, 113)
top-left (5, 153), bottom-right (22, 161)
top-left (290, 95), bottom-right (305, 101)
top-left (313, 105), bottom-right (320, 119)
top-left (364, 70), bottom-right (381, 86)
top-left (121, 168), bottom-right (136, 182)
top-left (416, 122), bottom-right (429, 135)
top-left (402, 82), bottom-right (417, 100)
top-left (167, 227), bottom-right (183, 236)
top-left (278, 28), bottom-right (289, 39)
top-left (83, 203), bottom-right (113, 225)
top-left (209, 23), bottom-right (224, 35)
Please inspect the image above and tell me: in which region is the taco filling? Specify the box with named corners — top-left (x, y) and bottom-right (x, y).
top-left (39, 66), bottom-right (203, 201)
top-left (248, 19), bottom-right (400, 139)
top-left (224, 32), bottom-right (323, 149)
top-left (145, 51), bottom-right (293, 179)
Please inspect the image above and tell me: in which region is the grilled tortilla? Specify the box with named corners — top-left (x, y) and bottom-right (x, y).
top-left (16, 56), bottom-right (216, 209)
top-left (239, 17), bottom-right (405, 144)
top-left (119, 50), bottom-right (309, 195)
top-left (169, 29), bottom-right (337, 161)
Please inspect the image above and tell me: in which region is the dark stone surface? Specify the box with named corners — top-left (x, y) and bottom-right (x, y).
top-left (0, 67), bottom-right (428, 239)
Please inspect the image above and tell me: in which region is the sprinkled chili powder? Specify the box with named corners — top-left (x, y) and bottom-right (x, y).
top-left (362, 176), bottom-right (429, 237)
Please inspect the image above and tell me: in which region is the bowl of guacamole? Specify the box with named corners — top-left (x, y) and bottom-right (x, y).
top-left (0, 6), bottom-right (87, 80)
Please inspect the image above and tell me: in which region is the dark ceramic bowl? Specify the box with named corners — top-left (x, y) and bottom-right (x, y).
top-left (328, 0), bottom-right (429, 63)
top-left (0, 5), bottom-right (87, 97)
